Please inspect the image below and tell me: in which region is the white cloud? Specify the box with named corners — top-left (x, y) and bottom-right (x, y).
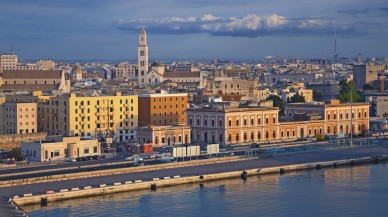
top-left (200, 14), bottom-right (219, 21)
top-left (114, 13), bottom-right (351, 37)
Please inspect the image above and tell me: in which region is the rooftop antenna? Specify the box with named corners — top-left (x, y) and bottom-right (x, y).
top-left (333, 29), bottom-right (338, 65)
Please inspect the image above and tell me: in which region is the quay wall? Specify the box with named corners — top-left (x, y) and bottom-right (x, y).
top-left (12, 154), bottom-right (388, 206)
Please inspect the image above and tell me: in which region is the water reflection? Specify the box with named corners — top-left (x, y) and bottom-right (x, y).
top-left (26, 164), bottom-right (388, 217)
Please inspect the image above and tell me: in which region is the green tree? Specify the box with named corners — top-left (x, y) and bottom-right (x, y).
top-left (313, 90), bottom-right (323, 101)
top-left (8, 148), bottom-right (25, 161)
top-left (266, 95), bottom-right (285, 116)
top-left (338, 80), bottom-right (361, 103)
top-left (289, 93), bottom-right (305, 103)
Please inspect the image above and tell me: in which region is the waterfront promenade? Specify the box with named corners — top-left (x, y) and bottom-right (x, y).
top-left (1, 145), bottom-right (388, 216)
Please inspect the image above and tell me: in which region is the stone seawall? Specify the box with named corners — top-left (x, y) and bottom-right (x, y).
top-left (11, 154), bottom-right (388, 206)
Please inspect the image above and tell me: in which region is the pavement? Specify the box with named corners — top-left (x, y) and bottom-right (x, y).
top-left (1, 146), bottom-right (388, 216)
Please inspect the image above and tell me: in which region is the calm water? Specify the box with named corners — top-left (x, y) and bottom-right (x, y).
top-left (26, 163), bottom-right (388, 217)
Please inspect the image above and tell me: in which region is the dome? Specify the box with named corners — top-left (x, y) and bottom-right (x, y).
top-left (151, 61), bottom-right (164, 67)
top-left (72, 64), bottom-right (82, 74)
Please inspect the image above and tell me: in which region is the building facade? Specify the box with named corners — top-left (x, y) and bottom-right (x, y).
top-left (284, 100), bottom-right (370, 135)
top-left (4, 102), bottom-right (37, 134)
top-left (0, 54), bottom-right (18, 70)
top-left (21, 136), bottom-right (100, 162)
top-left (187, 106), bottom-right (279, 146)
top-left (137, 93), bottom-right (190, 146)
top-left (353, 64), bottom-right (384, 90)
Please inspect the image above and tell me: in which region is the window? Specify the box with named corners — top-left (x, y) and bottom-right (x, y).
top-left (273, 130), bottom-right (276, 138)
top-left (54, 150), bottom-right (60, 157)
top-left (228, 120), bottom-right (231, 127)
top-left (327, 114), bottom-right (330, 120)
top-left (197, 118), bottom-right (200, 126)
top-left (258, 118), bottom-right (261, 125)
top-left (211, 119), bottom-right (215, 126)
top-left (84, 147), bottom-right (89, 154)
top-left (244, 119), bottom-right (247, 126)
top-left (334, 114), bottom-right (337, 119)
top-left (273, 117), bottom-right (276, 123)
top-left (251, 119), bottom-right (254, 125)
top-left (236, 120), bottom-right (239, 126)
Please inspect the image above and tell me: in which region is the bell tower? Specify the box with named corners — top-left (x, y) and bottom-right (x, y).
top-left (137, 28), bottom-right (148, 84)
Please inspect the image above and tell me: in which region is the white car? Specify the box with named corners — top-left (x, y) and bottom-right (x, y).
top-left (66, 158), bottom-right (76, 162)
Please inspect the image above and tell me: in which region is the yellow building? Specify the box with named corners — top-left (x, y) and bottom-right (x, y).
top-left (298, 89), bottom-right (313, 102)
top-left (39, 92), bottom-right (138, 142)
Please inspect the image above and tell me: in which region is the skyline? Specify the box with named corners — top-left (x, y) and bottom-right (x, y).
top-left (1, 0), bottom-right (387, 61)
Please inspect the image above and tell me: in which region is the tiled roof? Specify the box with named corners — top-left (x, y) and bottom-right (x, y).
top-left (1, 70), bottom-right (62, 79)
top-left (163, 71), bottom-right (200, 78)
top-left (0, 84), bottom-right (60, 91)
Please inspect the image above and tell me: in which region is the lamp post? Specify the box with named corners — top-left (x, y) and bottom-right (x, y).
top-left (350, 89), bottom-right (353, 148)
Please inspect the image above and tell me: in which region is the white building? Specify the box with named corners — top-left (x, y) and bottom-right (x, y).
top-left (21, 136), bottom-right (100, 162)
top-left (0, 54), bottom-right (18, 70)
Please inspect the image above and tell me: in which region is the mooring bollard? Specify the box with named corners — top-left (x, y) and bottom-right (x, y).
top-left (316, 164), bottom-right (322, 170)
top-left (279, 168), bottom-right (285, 174)
top-left (241, 170), bottom-right (248, 180)
top-left (150, 183), bottom-right (157, 191)
top-left (41, 198), bottom-right (48, 207)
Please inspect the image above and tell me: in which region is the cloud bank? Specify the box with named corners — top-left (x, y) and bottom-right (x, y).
top-left (114, 13), bottom-right (354, 37)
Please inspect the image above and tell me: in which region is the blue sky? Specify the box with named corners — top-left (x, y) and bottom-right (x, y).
top-left (0, 0), bottom-right (387, 61)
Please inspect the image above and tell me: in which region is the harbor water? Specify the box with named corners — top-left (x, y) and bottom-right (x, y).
top-left (25, 163), bottom-right (388, 217)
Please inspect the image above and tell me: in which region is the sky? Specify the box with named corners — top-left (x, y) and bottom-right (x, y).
top-left (0, 0), bottom-right (387, 61)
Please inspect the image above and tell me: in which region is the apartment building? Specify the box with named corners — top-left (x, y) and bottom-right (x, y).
top-left (137, 93), bottom-right (190, 146)
top-left (0, 54), bottom-right (18, 70)
top-left (4, 102), bottom-right (37, 134)
top-left (38, 92), bottom-right (138, 142)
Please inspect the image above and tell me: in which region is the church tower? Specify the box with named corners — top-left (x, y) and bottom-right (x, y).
top-left (137, 28), bottom-right (148, 84)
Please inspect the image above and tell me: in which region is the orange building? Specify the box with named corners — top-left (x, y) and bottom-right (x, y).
top-left (186, 100), bottom-right (370, 146)
top-left (187, 105), bottom-right (279, 145)
top-left (138, 93), bottom-right (188, 126)
top-left (284, 100), bottom-right (370, 136)
top-left (137, 93), bottom-right (190, 146)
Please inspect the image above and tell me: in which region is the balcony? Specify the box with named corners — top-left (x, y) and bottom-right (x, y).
top-left (80, 105), bottom-right (85, 109)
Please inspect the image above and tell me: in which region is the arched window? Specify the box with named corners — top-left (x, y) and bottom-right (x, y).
top-left (251, 132), bottom-right (254, 140)
top-left (258, 118), bottom-right (261, 125)
top-left (364, 111), bottom-right (367, 118)
top-left (244, 133), bottom-right (247, 141)
top-left (273, 130), bottom-right (276, 138)
top-left (244, 119), bottom-right (247, 126)
top-left (327, 126), bottom-right (331, 134)
top-left (228, 120), bottom-right (231, 127)
top-left (197, 118), bottom-right (200, 126)
top-left (281, 131), bottom-right (284, 137)
top-left (358, 112), bottom-right (361, 118)
top-left (258, 132), bottom-right (261, 140)
top-left (266, 117), bottom-right (269, 124)
top-left (228, 134), bottom-right (232, 142)
top-left (236, 120), bottom-right (239, 126)
top-left (204, 119), bottom-right (207, 126)
top-left (219, 134), bottom-right (223, 142)
top-left (273, 117), bottom-right (276, 124)
top-left (189, 118), bottom-right (192, 125)
top-left (266, 131), bottom-right (269, 139)
top-left (155, 136), bottom-right (159, 144)
top-left (219, 120), bottom-right (223, 127)
top-left (287, 130), bottom-right (290, 137)
top-left (340, 113), bottom-right (343, 119)
top-left (236, 133), bottom-right (239, 141)
top-left (251, 119), bottom-right (254, 125)
top-left (292, 130), bottom-right (295, 137)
